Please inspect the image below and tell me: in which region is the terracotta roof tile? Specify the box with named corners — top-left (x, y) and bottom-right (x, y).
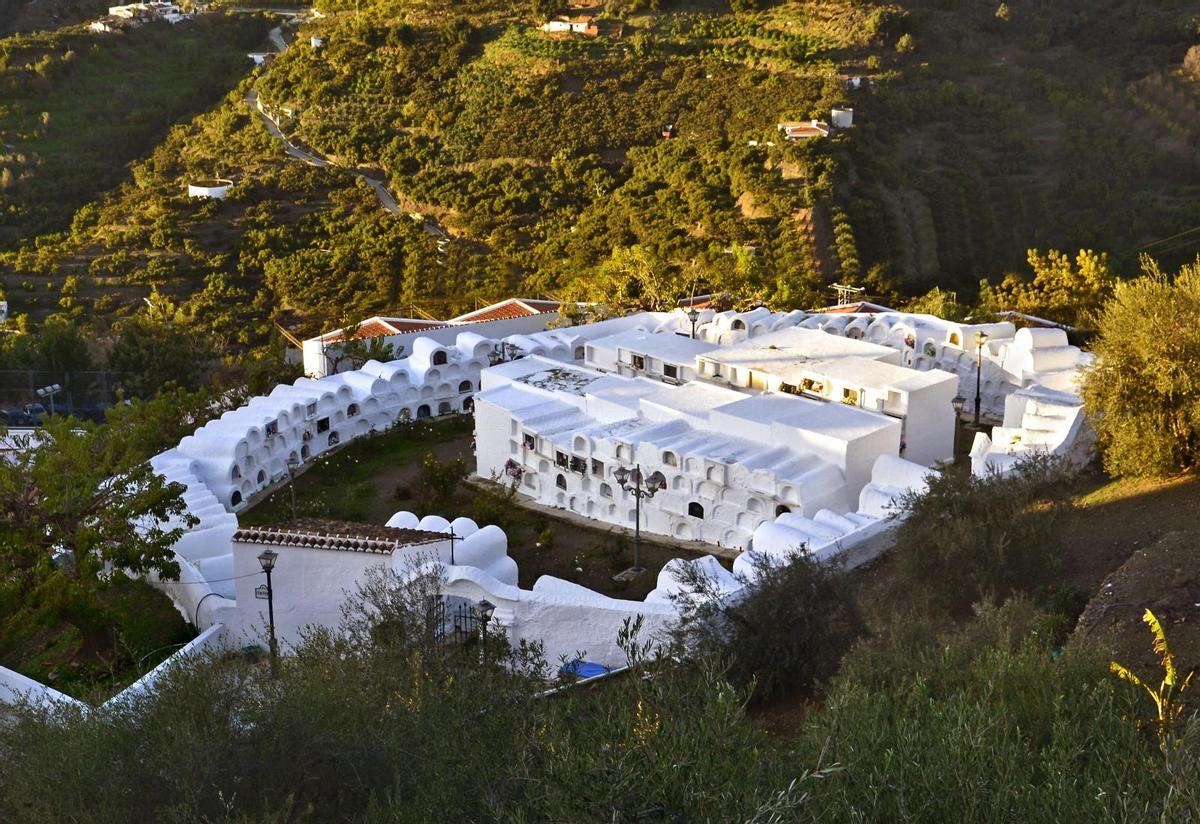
top-left (451, 299), bottom-right (561, 323)
top-left (233, 518), bottom-right (445, 554)
top-left (327, 318), bottom-right (446, 343)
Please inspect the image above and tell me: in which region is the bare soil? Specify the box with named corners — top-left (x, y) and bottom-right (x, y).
top-left (1073, 528), bottom-right (1200, 686)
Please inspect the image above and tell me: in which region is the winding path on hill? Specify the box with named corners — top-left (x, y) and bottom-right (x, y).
top-left (246, 24), bottom-right (446, 237)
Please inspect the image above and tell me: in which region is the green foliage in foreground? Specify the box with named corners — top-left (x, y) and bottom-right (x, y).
top-left (671, 548), bottom-right (864, 701)
top-left (799, 598), bottom-right (1200, 822)
top-left (1082, 256), bottom-right (1200, 478)
top-left (893, 453), bottom-right (1070, 613)
top-left (2, 566), bottom-right (1199, 822)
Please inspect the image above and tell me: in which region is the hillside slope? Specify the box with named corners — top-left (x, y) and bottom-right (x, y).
top-left (0, 0), bottom-right (1196, 344)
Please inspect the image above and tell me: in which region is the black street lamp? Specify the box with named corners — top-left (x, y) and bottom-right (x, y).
top-left (477, 598), bottom-right (495, 664)
top-left (613, 464), bottom-right (666, 573)
top-left (257, 548), bottom-right (280, 678)
top-left (686, 307), bottom-right (700, 340)
top-left (973, 331), bottom-right (989, 427)
top-left (952, 395), bottom-right (966, 419)
top-left (951, 395), bottom-right (966, 455)
top-left (285, 455), bottom-right (300, 521)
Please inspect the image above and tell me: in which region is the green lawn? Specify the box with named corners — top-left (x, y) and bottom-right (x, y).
top-left (239, 416), bottom-right (474, 525)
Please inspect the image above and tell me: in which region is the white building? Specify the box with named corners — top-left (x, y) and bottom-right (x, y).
top-left (696, 327), bottom-right (958, 466)
top-left (302, 298), bottom-right (565, 377)
top-left (584, 329), bottom-right (716, 384)
top-left (230, 520), bottom-right (452, 647)
top-left (539, 15), bottom-right (597, 35)
top-left (474, 356), bottom-right (901, 549)
top-left (793, 311), bottom-right (1093, 470)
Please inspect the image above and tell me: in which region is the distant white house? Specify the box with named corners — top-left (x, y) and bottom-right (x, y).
top-left (539, 15), bottom-right (598, 36)
top-left (91, 1), bottom-right (187, 32)
top-left (778, 120), bottom-right (831, 140)
top-left (778, 108), bottom-right (855, 140)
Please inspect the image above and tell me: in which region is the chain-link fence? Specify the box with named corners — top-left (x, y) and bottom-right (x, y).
top-left (0, 370), bottom-right (146, 422)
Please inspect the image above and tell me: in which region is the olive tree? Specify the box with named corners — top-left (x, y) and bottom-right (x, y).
top-left (1081, 257), bottom-right (1200, 477)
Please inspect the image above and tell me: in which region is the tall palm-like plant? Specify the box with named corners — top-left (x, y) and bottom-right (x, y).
top-left (1110, 608), bottom-right (1196, 752)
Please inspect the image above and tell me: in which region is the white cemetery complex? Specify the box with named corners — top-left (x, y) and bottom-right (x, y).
top-left (1, 298), bottom-right (1097, 708)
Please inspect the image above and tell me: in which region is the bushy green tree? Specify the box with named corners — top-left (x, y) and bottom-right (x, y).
top-left (106, 314), bottom-right (216, 397)
top-left (0, 416), bottom-right (194, 653)
top-left (1082, 257), bottom-right (1200, 477)
top-left (979, 248), bottom-right (1117, 328)
top-left (893, 455), bottom-right (1069, 612)
top-left (416, 451), bottom-right (468, 512)
top-left (670, 550), bottom-right (864, 700)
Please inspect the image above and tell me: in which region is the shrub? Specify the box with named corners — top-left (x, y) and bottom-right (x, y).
top-left (415, 451), bottom-right (468, 512)
top-left (797, 599), bottom-right (1200, 820)
top-left (469, 476), bottom-right (524, 533)
top-left (0, 568), bottom-right (804, 822)
top-left (1082, 257), bottom-right (1200, 477)
top-left (892, 454), bottom-right (1069, 612)
top-left (670, 550), bottom-right (864, 701)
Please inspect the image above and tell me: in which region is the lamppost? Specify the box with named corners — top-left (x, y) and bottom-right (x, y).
top-left (613, 464), bottom-right (666, 573)
top-left (686, 307), bottom-right (700, 340)
top-left (285, 455), bottom-right (300, 521)
top-left (257, 548), bottom-right (279, 679)
top-left (477, 598), bottom-right (495, 665)
top-left (973, 331), bottom-right (989, 427)
top-left (35, 383), bottom-right (62, 416)
top-left (951, 395), bottom-right (966, 455)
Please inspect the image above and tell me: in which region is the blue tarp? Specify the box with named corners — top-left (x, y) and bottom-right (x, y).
top-left (559, 659), bottom-right (611, 680)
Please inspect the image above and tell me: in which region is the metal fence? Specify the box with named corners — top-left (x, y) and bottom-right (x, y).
top-left (425, 596), bottom-right (485, 647)
top-left (0, 370), bottom-right (146, 419)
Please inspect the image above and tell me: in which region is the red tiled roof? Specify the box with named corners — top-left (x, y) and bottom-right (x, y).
top-left (678, 293), bottom-right (718, 310)
top-left (451, 299), bottom-right (561, 324)
top-left (382, 319), bottom-right (448, 333)
top-left (782, 123), bottom-right (830, 139)
top-left (233, 518), bottom-right (445, 554)
top-left (326, 317), bottom-right (446, 343)
top-left (817, 301), bottom-right (895, 314)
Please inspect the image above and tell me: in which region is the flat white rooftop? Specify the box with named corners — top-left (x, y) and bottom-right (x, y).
top-left (714, 394), bottom-right (898, 441)
top-left (800, 356), bottom-right (958, 393)
top-left (588, 329), bottom-right (717, 363)
top-left (702, 326), bottom-right (900, 373)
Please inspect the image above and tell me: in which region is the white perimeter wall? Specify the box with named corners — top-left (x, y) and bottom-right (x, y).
top-left (304, 313), bottom-right (561, 377)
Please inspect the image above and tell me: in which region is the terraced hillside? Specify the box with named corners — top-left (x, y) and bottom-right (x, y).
top-left (1, 0), bottom-right (1197, 349)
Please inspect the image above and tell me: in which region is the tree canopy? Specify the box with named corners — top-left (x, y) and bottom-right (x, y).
top-left (0, 415), bottom-right (194, 650)
top-left (1081, 257), bottom-right (1200, 477)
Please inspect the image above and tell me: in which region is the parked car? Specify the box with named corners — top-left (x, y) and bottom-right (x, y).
top-left (23, 403), bottom-right (47, 424)
top-left (0, 408), bottom-right (32, 426)
top-left (79, 403), bottom-right (113, 423)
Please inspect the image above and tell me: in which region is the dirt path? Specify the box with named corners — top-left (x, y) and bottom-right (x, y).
top-left (246, 29), bottom-right (447, 237)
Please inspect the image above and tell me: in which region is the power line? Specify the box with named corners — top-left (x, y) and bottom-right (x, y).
top-left (162, 571), bottom-right (264, 585)
top-left (1140, 223), bottom-right (1200, 251)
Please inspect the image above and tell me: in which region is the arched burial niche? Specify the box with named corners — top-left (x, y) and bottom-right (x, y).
top-left (688, 501), bottom-right (705, 519)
